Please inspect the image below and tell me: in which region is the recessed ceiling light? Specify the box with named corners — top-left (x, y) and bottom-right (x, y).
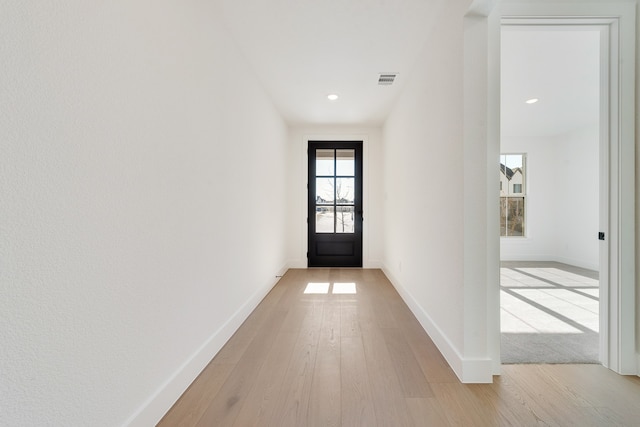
top-left (525, 98), bottom-right (539, 104)
top-left (327, 94), bottom-right (339, 101)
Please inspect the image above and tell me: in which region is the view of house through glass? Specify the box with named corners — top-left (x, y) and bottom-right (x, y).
top-left (315, 149), bottom-right (356, 233)
top-left (500, 153), bottom-right (526, 236)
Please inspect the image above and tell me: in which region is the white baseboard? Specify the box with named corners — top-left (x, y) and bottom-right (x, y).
top-left (285, 259), bottom-right (384, 269)
top-left (381, 266), bottom-right (493, 383)
top-left (551, 256), bottom-right (598, 272)
top-left (460, 358), bottom-right (494, 383)
top-left (364, 259), bottom-right (384, 269)
top-left (287, 258), bottom-right (307, 269)
top-left (123, 263), bottom-right (290, 426)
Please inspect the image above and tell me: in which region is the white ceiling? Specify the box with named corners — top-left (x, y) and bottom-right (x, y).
top-left (219, 0), bottom-right (445, 126)
top-left (218, 2), bottom-right (600, 132)
top-left (501, 28), bottom-right (600, 138)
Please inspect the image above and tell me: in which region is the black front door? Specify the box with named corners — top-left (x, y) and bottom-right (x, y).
top-left (308, 141), bottom-right (363, 267)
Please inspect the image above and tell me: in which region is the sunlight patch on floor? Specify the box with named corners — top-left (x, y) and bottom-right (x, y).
top-left (332, 282), bottom-right (356, 294)
top-left (304, 282), bottom-right (330, 294)
top-left (304, 282), bottom-right (357, 295)
top-left (500, 266), bottom-right (599, 334)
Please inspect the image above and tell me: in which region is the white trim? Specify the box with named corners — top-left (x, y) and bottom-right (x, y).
top-left (598, 19), bottom-right (612, 367)
top-left (382, 266), bottom-right (493, 383)
top-left (365, 260), bottom-right (384, 269)
top-left (494, 0), bottom-right (636, 375)
top-left (300, 133), bottom-right (370, 268)
top-left (463, 4), bottom-right (498, 381)
top-left (487, 4), bottom-right (502, 376)
top-left (123, 263), bottom-right (289, 426)
top-left (500, 20), bottom-right (614, 365)
top-left (287, 259), bottom-right (308, 269)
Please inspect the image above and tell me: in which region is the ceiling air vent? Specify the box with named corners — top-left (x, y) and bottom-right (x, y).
top-left (378, 73), bottom-right (397, 85)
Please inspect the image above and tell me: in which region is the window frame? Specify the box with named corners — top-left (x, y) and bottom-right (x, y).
top-left (513, 183), bottom-right (522, 194)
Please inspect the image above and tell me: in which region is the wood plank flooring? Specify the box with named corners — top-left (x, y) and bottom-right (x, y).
top-left (158, 269), bottom-right (640, 426)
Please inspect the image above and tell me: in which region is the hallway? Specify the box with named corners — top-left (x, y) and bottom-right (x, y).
top-left (158, 269), bottom-right (640, 426)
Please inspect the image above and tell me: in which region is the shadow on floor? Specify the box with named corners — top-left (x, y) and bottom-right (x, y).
top-left (500, 261), bottom-right (599, 364)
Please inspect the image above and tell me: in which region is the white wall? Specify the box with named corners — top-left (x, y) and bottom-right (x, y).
top-left (287, 126), bottom-right (384, 268)
top-left (0, 1), bottom-right (289, 426)
top-left (501, 125), bottom-right (600, 270)
top-left (382, 0), bottom-right (474, 381)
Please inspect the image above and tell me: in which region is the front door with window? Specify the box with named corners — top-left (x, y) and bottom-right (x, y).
top-left (308, 141), bottom-right (363, 267)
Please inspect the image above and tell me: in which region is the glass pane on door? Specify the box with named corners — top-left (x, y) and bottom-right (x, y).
top-left (316, 149), bottom-right (334, 176)
top-left (335, 206), bottom-right (355, 233)
top-left (336, 149), bottom-right (355, 176)
top-left (335, 178), bottom-right (354, 204)
top-left (316, 178), bottom-right (335, 204)
top-left (316, 206), bottom-right (334, 233)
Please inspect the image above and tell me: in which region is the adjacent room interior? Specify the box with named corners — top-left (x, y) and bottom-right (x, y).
top-left (500, 26), bottom-right (602, 363)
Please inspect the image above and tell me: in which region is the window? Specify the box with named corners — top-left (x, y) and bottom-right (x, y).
top-left (500, 154), bottom-right (526, 236)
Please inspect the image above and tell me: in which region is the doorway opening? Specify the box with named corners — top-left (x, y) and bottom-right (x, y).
top-left (499, 24), bottom-right (603, 364)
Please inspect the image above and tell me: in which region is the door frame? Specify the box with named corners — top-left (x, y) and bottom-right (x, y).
top-left (307, 141), bottom-right (363, 267)
top-left (499, 19), bottom-right (611, 367)
top-left (480, 0), bottom-right (636, 375)
top-left (300, 134), bottom-right (371, 268)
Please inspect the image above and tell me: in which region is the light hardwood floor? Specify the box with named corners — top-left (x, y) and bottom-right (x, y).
top-left (158, 269), bottom-right (640, 426)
